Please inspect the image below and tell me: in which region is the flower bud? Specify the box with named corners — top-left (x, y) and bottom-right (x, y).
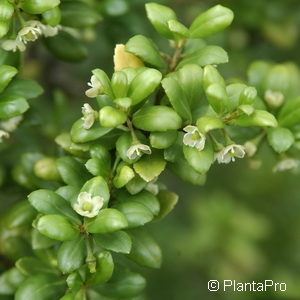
top-left (264, 90), bottom-right (284, 108)
top-left (33, 157), bottom-right (61, 181)
top-left (42, 7), bottom-right (61, 26)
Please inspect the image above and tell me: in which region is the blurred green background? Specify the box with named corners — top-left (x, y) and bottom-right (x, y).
top-left (1, 0), bottom-right (300, 299)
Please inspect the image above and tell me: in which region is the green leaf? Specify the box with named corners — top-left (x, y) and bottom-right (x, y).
top-left (16, 257), bottom-right (57, 276)
top-left (177, 46), bottom-right (228, 68)
top-left (99, 106), bottom-right (127, 128)
top-left (190, 5), bottom-right (234, 38)
top-left (231, 110), bottom-right (278, 127)
top-left (3, 200), bottom-right (36, 229)
top-left (162, 75), bottom-right (192, 121)
top-left (0, 95), bottom-right (29, 119)
top-left (0, 65), bottom-right (18, 93)
top-left (70, 119), bottom-right (112, 143)
top-left (92, 69), bottom-right (114, 99)
top-left (155, 190), bottom-right (178, 221)
top-left (86, 208), bottom-right (128, 234)
top-left (168, 19), bottom-right (190, 39)
top-left (88, 251), bottom-right (114, 285)
top-left (37, 214), bottom-right (79, 241)
top-left (56, 156), bottom-right (89, 187)
top-left (80, 176), bottom-right (110, 207)
top-left (203, 64), bottom-right (225, 89)
top-left (31, 229), bottom-right (57, 250)
top-left (15, 274), bottom-right (65, 300)
top-left (145, 2), bottom-right (177, 39)
top-left (178, 64), bottom-right (203, 109)
top-left (126, 35), bottom-right (166, 68)
top-left (111, 71), bottom-right (128, 98)
top-left (0, 267), bottom-right (26, 295)
top-left (56, 185), bottom-right (80, 202)
top-left (133, 152), bottom-right (166, 182)
top-left (133, 105), bottom-right (182, 131)
top-left (247, 60), bottom-right (272, 90)
top-left (57, 237), bottom-right (86, 274)
top-left (197, 115), bottom-right (224, 133)
top-left (183, 139), bottom-right (214, 174)
top-left (278, 96), bottom-right (300, 128)
top-left (28, 189), bottom-right (80, 225)
top-left (60, 1), bottom-right (101, 28)
top-left (267, 127), bottom-right (294, 153)
top-left (94, 231), bottom-right (132, 254)
top-left (1, 78), bottom-right (43, 99)
top-left (205, 83), bottom-right (230, 114)
top-left (96, 267), bottom-right (146, 298)
top-left (126, 175), bottom-right (147, 195)
top-left (113, 165), bottom-right (135, 188)
top-left (150, 130), bottom-right (178, 149)
top-left (118, 190), bottom-right (160, 216)
top-left (127, 228), bottom-right (162, 268)
top-left (113, 201), bottom-right (153, 228)
top-left (128, 68), bottom-right (162, 105)
top-left (42, 7), bottom-right (61, 26)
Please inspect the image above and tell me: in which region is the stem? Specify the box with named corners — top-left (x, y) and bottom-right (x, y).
top-left (222, 110), bottom-right (241, 124)
top-left (168, 40), bottom-right (186, 72)
top-left (84, 233), bottom-right (96, 273)
top-left (127, 119), bottom-right (139, 143)
top-left (13, 2), bottom-right (26, 26)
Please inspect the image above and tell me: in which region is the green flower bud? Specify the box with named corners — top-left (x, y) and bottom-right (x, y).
top-left (0, 21), bottom-right (9, 38)
top-left (133, 106), bottom-right (182, 132)
top-left (37, 214), bottom-right (79, 241)
top-left (99, 106), bottom-right (127, 128)
top-left (33, 157), bottom-right (61, 181)
top-left (20, 0), bottom-right (60, 14)
top-left (114, 97), bottom-right (132, 111)
top-left (113, 165), bottom-right (135, 188)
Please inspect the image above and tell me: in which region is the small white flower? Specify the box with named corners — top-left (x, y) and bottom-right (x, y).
top-left (0, 130), bottom-right (10, 143)
top-left (0, 116), bottom-right (23, 132)
top-left (73, 192), bottom-right (104, 218)
top-left (81, 103), bottom-right (97, 129)
top-left (18, 21), bottom-right (42, 44)
top-left (273, 158), bottom-right (300, 173)
top-left (216, 144), bottom-right (246, 164)
top-left (2, 39), bottom-right (26, 52)
top-left (264, 90), bottom-right (284, 108)
top-left (126, 143), bottom-right (151, 160)
top-left (85, 75), bottom-right (102, 98)
top-left (183, 125), bottom-right (206, 151)
top-left (39, 24), bottom-right (60, 37)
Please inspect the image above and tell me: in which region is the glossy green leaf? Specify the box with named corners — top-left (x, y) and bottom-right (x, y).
top-left (42, 6), bottom-right (61, 26)
top-left (16, 257), bottom-right (57, 276)
top-left (57, 237), bottom-right (86, 274)
top-left (99, 106), bottom-right (127, 128)
top-left (155, 190), bottom-right (178, 221)
top-left (92, 68), bottom-right (114, 99)
top-left (93, 231), bottom-right (132, 254)
top-left (113, 165), bottom-right (135, 188)
top-left (88, 251), bottom-right (114, 285)
top-left (126, 175), bottom-right (147, 195)
top-left (128, 68), bottom-right (162, 105)
top-left (0, 65), bottom-right (17, 93)
top-left (278, 96), bottom-right (300, 128)
top-left (111, 71), bottom-right (128, 98)
top-left (150, 130), bottom-right (178, 149)
top-left (177, 46), bottom-right (228, 68)
top-left (190, 5), bottom-right (234, 38)
top-left (15, 274), bottom-right (65, 300)
top-left (205, 83), bottom-right (230, 114)
top-left (0, 95), bottom-right (29, 119)
top-left (231, 110), bottom-right (278, 127)
top-left (0, 267), bottom-right (26, 295)
top-left (86, 208), bottom-right (128, 233)
top-left (162, 75), bottom-right (192, 121)
top-left (60, 1), bottom-right (101, 28)
top-left (127, 228), bottom-right (162, 268)
top-left (28, 189), bottom-right (80, 224)
top-left (133, 105), bottom-right (182, 131)
top-left (197, 115), bottom-right (224, 133)
top-left (145, 2), bottom-right (177, 39)
top-left (70, 119), bottom-right (112, 143)
top-left (133, 152), bottom-right (166, 182)
top-left (31, 229), bottom-right (57, 250)
top-left (203, 64), bottom-right (225, 90)
top-left (168, 19), bottom-right (190, 39)
top-left (37, 214), bottom-right (79, 241)
top-left (183, 139), bottom-right (214, 174)
top-left (113, 201), bottom-right (153, 228)
top-left (126, 35), bottom-right (166, 68)
top-left (267, 127), bottom-right (294, 153)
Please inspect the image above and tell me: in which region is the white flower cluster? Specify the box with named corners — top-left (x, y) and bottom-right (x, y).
top-left (216, 144), bottom-right (246, 164)
top-left (126, 143), bottom-right (151, 160)
top-left (0, 116), bottom-right (23, 143)
top-left (2, 21), bottom-right (60, 52)
top-left (183, 125), bottom-right (206, 151)
top-left (81, 103), bottom-right (98, 129)
top-left (85, 75), bottom-right (102, 98)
